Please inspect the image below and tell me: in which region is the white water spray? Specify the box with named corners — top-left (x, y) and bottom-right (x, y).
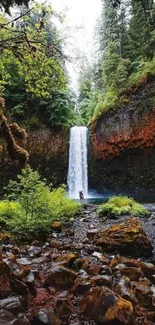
top-left (67, 126), bottom-right (88, 199)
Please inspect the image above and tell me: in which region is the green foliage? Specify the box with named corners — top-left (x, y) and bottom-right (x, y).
top-left (97, 196), bottom-right (149, 218)
top-left (2, 166), bottom-right (81, 236)
top-left (38, 90), bottom-right (78, 127)
top-left (78, 0), bottom-right (155, 124)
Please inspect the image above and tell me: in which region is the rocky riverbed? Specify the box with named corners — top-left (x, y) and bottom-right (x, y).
top-left (1, 204), bottom-right (155, 325)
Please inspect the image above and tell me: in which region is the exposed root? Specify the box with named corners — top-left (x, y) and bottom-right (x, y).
top-left (0, 97), bottom-right (29, 168)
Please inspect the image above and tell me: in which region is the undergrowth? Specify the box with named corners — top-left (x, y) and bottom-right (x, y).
top-left (0, 166), bottom-right (81, 238)
top-left (97, 196), bottom-right (149, 218)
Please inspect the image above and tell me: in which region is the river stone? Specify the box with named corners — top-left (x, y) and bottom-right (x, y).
top-left (0, 297), bottom-right (22, 315)
top-left (94, 217), bottom-right (152, 256)
top-left (79, 286), bottom-right (133, 324)
top-left (45, 265), bottom-right (77, 289)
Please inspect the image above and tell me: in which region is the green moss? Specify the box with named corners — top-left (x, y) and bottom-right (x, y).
top-left (97, 196), bottom-right (149, 218)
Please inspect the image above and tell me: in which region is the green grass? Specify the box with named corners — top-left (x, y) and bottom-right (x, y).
top-left (97, 196), bottom-right (149, 218)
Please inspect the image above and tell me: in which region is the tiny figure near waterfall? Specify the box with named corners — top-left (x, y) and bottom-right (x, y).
top-left (79, 190), bottom-right (84, 202)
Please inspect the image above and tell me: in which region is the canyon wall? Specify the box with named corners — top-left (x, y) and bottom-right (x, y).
top-left (89, 76), bottom-right (155, 196)
top-left (0, 128), bottom-right (69, 196)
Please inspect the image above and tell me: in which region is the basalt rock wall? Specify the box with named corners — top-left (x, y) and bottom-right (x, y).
top-left (0, 128), bottom-right (69, 196)
top-left (89, 76), bottom-right (155, 195)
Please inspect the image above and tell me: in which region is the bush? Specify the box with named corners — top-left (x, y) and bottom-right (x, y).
top-left (1, 166), bottom-right (81, 236)
top-left (97, 196), bottom-right (149, 218)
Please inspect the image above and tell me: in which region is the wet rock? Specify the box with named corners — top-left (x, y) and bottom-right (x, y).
top-left (114, 265), bottom-right (141, 281)
top-left (87, 229), bottom-right (99, 240)
top-left (26, 272), bottom-right (35, 287)
top-left (27, 246), bottom-right (42, 258)
top-left (55, 298), bottom-right (73, 319)
top-left (113, 276), bottom-right (134, 302)
top-left (131, 282), bottom-right (153, 308)
top-left (0, 261), bottom-right (11, 298)
top-left (11, 279), bottom-right (28, 295)
top-left (95, 218), bottom-right (152, 256)
top-left (120, 257), bottom-right (155, 278)
top-left (91, 275), bottom-right (112, 288)
top-left (33, 288), bottom-right (49, 307)
top-left (55, 252), bottom-right (78, 266)
top-left (0, 310), bottom-right (31, 325)
top-left (31, 240), bottom-right (40, 246)
top-left (51, 221), bottom-right (62, 232)
top-left (0, 297), bottom-right (22, 315)
top-left (34, 310), bottom-right (49, 324)
top-left (49, 240), bottom-right (62, 249)
top-left (16, 258), bottom-right (32, 266)
top-left (71, 276), bottom-right (93, 295)
top-left (86, 263), bottom-right (102, 276)
top-left (0, 310), bottom-right (15, 325)
top-left (45, 265), bottom-right (77, 290)
top-left (79, 286), bottom-right (133, 324)
top-left (48, 310), bottom-right (62, 325)
top-left (92, 251), bottom-right (109, 264)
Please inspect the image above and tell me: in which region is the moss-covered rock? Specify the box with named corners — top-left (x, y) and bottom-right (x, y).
top-left (94, 217), bottom-right (152, 256)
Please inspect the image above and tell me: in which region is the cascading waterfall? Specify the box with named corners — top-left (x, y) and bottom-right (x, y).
top-left (67, 126), bottom-right (88, 199)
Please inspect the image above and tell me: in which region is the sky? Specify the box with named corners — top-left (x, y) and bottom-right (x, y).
top-left (49, 0), bottom-right (102, 92)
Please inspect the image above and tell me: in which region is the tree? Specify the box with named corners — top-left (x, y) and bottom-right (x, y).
top-left (0, 5), bottom-right (67, 98)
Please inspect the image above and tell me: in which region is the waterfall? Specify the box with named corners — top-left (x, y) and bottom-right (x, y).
top-left (68, 126), bottom-right (88, 199)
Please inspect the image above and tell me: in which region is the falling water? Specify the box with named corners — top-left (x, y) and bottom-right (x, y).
top-left (67, 126), bottom-right (88, 199)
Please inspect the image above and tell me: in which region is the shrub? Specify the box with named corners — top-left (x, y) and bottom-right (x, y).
top-left (1, 166), bottom-right (81, 236)
top-left (97, 196), bottom-right (149, 218)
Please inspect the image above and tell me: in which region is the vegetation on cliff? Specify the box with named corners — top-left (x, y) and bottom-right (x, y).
top-left (77, 0), bottom-right (155, 124)
top-left (0, 166), bottom-right (81, 237)
top-left (97, 196), bottom-right (149, 218)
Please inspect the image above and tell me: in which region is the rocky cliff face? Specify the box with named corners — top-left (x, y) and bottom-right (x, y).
top-left (0, 128), bottom-right (69, 196)
top-left (89, 76), bottom-right (155, 196)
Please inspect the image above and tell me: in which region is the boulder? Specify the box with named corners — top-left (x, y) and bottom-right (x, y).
top-left (94, 218), bottom-right (152, 256)
top-left (79, 286), bottom-right (133, 324)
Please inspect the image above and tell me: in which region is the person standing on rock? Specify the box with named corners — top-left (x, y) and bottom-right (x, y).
top-left (79, 190), bottom-right (84, 202)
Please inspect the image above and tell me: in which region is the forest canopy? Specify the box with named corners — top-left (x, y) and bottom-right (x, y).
top-left (77, 0), bottom-right (155, 124)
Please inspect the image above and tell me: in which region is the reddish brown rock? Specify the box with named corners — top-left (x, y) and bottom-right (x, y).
top-left (114, 265), bottom-right (141, 281)
top-left (55, 252), bottom-right (78, 266)
top-left (121, 257), bottom-right (155, 278)
top-left (79, 286), bottom-right (133, 324)
top-left (71, 276), bottom-right (93, 295)
top-left (0, 261), bottom-right (11, 298)
top-left (92, 275), bottom-right (112, 288)
top-left (55, 298), bottom-right (73, 319)
top-left (94, 218), bottom-right (152, 256)
top-left (45, 265), bottom-right (77, 290)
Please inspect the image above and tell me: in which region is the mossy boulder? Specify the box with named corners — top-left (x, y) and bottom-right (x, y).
top-left (79, 286), bottom-right (133, 324)
top-left (94, 217), bottom-right (152, 256)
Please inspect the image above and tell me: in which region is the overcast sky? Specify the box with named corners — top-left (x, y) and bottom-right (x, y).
top-left (49, 0), bottom-right (102, 91)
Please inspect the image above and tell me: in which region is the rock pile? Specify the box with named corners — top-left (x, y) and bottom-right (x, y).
top-left (0, 217), bottom-right (155, 325)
